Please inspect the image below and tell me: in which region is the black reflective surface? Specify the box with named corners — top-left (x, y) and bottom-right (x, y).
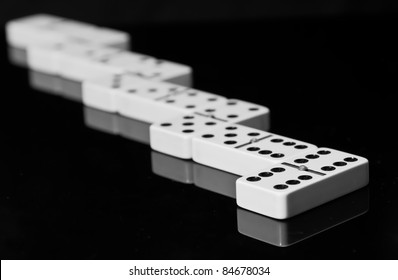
top-left (2, 16), bottom-right (398, 259)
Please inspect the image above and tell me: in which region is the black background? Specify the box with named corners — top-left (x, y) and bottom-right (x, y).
top-left (1, 6), bottom-right (398, 259)
top-left (2, 0), bottom-right (398, 27)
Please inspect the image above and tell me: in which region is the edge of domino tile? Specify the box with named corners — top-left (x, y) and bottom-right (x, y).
top-left (5, 14), bottom-right (63, 48)
top-left (236, 186), bottom-right (370, 247)
top-left (164, 72), bottom-right (193, 88)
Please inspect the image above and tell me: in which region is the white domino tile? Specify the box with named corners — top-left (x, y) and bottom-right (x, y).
top-left (196, 99), bottom-right (270, 130)
top-left (150, 114), bottom-right (224, 159)
top-left (236, 147), bottom-right (369, 219)
top-left (192, 123), bottom-right (317, 175)
top-left (6, 14), bottom-right (130, 50)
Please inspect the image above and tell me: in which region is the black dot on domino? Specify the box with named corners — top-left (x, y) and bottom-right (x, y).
top-left (344, 157), bottom-right (358, 162)
top-left (247, 176), bottom-right (261, 182)
top-left (271, 153), bottom-right (284, 158)
top-left (259, 150), bottom-right (272, 155)
top-left (202, 134), bottom-right (214, 138)
top-left (225, 126), bottom-right (237, 130)
top-left (248, 132), bottom-right (260, 136)
top-left (294, 145), bottom-right (308, 149)
top-left (274, 184), bottom-right (288, 190)
top-left (205, 122), bottom-right (217, 126)
top-left (283, 142), bottom-right (296, 146)
top-left (295, 158), bottom-right (308, 164)
top-left (169, 87), bottom-right (179, 92)
top-left (271, 167), bottom-right (285, 173)
top-left (321, 166), bottom-right (336, 171)
top-left (286, 180), bottom-right (300, 185)
top-left (306, 154), bottom-right (319, 159)
top-left (259, 172), bottom-right (273, 177)
top-left (225, 133), bottom-right (237, 137)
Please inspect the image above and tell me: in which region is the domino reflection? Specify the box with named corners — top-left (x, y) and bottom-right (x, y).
top-left (83, 106), bottom-right (150, 144)
top-left (150, 152), bottom-right (369, 247)
top-left (192, 161), bottom-right (239, 198)
top-left (28, 70), bottom-right (82, 101)
top-left (237, 186), bottom-right (369, 247)
top-left (151, 151), bottom-right (195, 184)
top-left (84, 106), bottom-right (119, 135)
top-left (28, 71), bottom-right (152, 143)
top-left (8, 46), bottom-right (27, 67)
top-left (151, 151), bottom-right (239, 197)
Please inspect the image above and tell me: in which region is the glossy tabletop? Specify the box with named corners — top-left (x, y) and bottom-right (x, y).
top-left (1, 16), bottom-right (398, 259)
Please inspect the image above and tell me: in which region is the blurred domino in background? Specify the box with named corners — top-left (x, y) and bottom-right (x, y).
top-left (6, 14), bottom-right (130, 50)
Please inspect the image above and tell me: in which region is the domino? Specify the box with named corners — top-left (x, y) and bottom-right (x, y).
top-left (49, 20), bottom-right (130, 49)
top-left (27, 43), bottom-right (60, 74)
top-left (149, 97), bottom-right (271, 159)
top-left (103, 52), bottom-right (192, 86)
top-left (6, 14), bottom-right (130, 50)
top-left (150, 114), bottom-right (224, 159)
top-left (83, 73), bottom-right (186, 114)
top-left (142, 87), bottom-right (228, 122)
top-left (151, 97), bottom-right (269, 130)
top-left (83, 73), bottom-right (226, 121)
top-left (236, 147), bottom-right (369, 219)
top-left (28, 42), bottom-right (193, 86)
top-left (27, 42), bottom-right (123, 79)
top-left (195, 99), bottom-right (270, 131)
top-left (6, 14), bottom-right (66, 49)
top-left (192, 123), bottom-right (317, 175)
top-left (237, 186), bottom-right (369, 247)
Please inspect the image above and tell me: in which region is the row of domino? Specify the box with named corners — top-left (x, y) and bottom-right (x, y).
top-left (6, 14), bottom-right (369, 220)
top-left (70, 104), bottom-right (371, 242)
